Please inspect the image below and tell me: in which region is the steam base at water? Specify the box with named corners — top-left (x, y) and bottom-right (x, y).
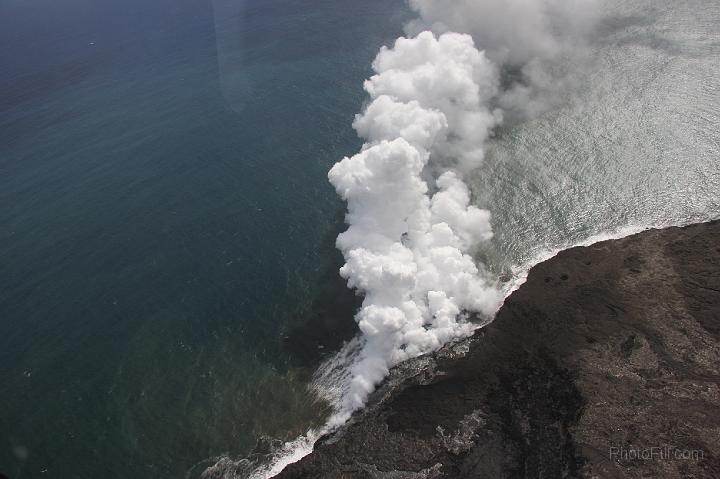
top-left (329, 30), bottom-right (504, 415)
top-left (326, 0), bottom-right (599, 419)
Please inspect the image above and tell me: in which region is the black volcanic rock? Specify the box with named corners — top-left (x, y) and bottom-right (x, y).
top-left (275, 221), bottom-right (720, 479)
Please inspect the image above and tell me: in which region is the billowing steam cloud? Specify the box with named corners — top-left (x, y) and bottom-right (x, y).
top-left (328, 31), bottom-right (504, 416)
top-left (407, 0), bottom-right (600, 119)
top-left (406, 0), bottom-right (599, 64)
top-left (329, 0), bottom-right (598, 420)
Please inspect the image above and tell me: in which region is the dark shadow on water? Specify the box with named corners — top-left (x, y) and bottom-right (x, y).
top-left (280, 210), bottom-right (361, 368)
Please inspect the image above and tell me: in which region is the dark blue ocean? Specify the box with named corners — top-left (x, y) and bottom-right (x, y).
top-left (0, 0), bottom-right (410, 477)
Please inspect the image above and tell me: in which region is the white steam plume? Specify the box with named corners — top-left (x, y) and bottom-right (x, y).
top-left (406, 0), bottom-right (599, 65)
top-left (406, 0), bottom-right (600, 119)
top-left (329, 0), bottom-right (599, 422)
top-left (328, 30), bottom-right (503, 418)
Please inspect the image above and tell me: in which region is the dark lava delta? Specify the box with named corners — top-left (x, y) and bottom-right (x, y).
top-left (276, 221), bottom-right (720, 479)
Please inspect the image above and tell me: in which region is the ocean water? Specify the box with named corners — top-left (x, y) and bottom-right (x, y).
top-left (474, 0), bottom-right (720, 275)
top-left (0, 0), bottom-right (410, 477)
top-left (2, 0), bottom-right (719, 478)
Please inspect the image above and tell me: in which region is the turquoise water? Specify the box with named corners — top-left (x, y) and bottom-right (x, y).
top-left (0, 0), bottom-right (410, 477)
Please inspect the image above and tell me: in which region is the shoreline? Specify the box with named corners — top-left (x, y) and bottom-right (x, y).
top-left (274, 220), bottom-right (720, 478)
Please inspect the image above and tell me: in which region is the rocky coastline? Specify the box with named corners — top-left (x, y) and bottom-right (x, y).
top-left (275, 220), bottom-right (720, 478)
